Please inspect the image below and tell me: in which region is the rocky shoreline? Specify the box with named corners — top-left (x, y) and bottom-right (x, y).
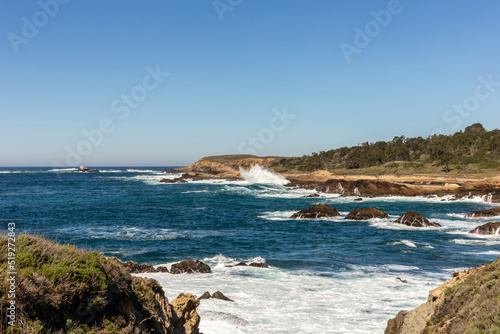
top-left (385, 257), bottom-right (500, 333)
top-left (161, 155), bottom-right (500, 202)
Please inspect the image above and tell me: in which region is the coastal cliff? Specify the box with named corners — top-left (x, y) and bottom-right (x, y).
top-left (0, 234), bottom-right (200, 334)
top-left (385, 258), bottom-right (500, 334)
top-left (162, 155), bottom-right (500, 202)
top-left (163, 155), bottom-right (279, 181)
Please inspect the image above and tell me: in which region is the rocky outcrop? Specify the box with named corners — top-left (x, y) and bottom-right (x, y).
top-left (163, 155), bottom-right (280, 181)
top-left (469, 222), bottom-right (500, 235)
top-left (170, 294), bottom-right (201, 334)
top-left (122, 261), bottom-right (169, 273)
top-left (198, 291), bottom-right (212, 300)
top-left (161, 156), bottom-right (500, 202)
top-left (76, 165), bottom-right (99, 172)
top-left (0, 234), bottom-right (200, 334)
top-left (160, 177), bottom-right (188, 184)
top-left (385, 258), bottom-right (500, 334)
top-left (394, 211), bottom-right (441, 228)
top-left (290, 204), bottom-right (341, 219)
top-left (170, 259), bottom-right (212, 274)
top-left (345, 207), bottom-right (389, 220)
top-left (197, 291), bottom-right (234, 302)
top-left (464, 207), bottom-right (500, 218)
top-left (285, 174), bottom-right (500, 201)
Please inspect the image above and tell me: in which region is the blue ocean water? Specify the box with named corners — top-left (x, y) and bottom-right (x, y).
top-left (1, 167), bottom-right (499, 333)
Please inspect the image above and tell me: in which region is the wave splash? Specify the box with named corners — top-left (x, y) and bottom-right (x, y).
top-left (239, 165), bottom-right (289, 186)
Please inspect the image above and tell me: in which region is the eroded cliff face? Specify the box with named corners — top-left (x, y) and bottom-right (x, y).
top-left (385, 258), bottom-right (500, 334)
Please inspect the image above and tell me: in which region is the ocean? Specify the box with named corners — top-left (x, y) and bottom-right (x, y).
top-left (1, 166), bottom-right (499, 333)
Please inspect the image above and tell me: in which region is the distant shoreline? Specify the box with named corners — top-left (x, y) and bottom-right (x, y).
top-left (161, 155), bottom-right (500, 203)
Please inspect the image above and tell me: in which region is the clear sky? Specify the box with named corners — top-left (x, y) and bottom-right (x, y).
top-left (1, 0), bottom-right (499, 167)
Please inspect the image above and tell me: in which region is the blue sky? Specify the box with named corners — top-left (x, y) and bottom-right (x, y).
top-left (1, 0), bottom-right (499, 166)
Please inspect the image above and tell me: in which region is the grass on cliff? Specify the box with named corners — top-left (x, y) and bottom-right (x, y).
top-left (424, 258), bottom-right (500, 334)
top-left (0, 234), bottom-right (171, 334)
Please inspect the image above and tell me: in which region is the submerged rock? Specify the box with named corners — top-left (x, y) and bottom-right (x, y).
top-left (345, 207), bottom-right (389, 220)
top-left (353, 197), bottom-right (363, 201)
top-left (290, 204), bottom-right (341, 219)
top-left (394, 211), bottom-right (441, 228)
top-left (229, 262), bottom-right (268, 268)
top-left (469, 222), bottom-right (500, 235)
top-left (464, 207), bottom-right (500, 218)
top-left (302, 193), bottom-right (320, 198)
top-left (160, 177), bottom-right (188, 183)
top-left (170, 259), bottom-right (212, 274)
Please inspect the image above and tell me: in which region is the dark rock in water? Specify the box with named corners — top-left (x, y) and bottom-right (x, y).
top-left (211, 291), bottom-right (234, 302)
top-left (302, 193), bottom-right (320, 198)
top-left (76, 165), bottom-right (99, 173)
top-left (198, 291), bottom-right (212, 300)
top-left (354, 197), bottom-right (363, 201)
top-left (469, 222), bottom-right (500, 235)
top-left (171, 259), bottom-right (212, 274)
top-left (160, 177), bottom-right (188, 183)
top-left (394, 211), bottom-right (441, 228)
top-left (396, 277), bottom-right (408, 283)
top-left (234, 262), bottom-right (248, 267)
top-left (197, 291), bottom-right (234, 302)
top-left (290, 204), bottom-right (341, 219)
top-left (465, 207), bottom-right (500, 218)
top-left (156, 266), bottom-right (169, 273)
top-left (345, 207), bottom-right (389, 220)
top-left (122, 261), bottom-right (158, 273)
top-left (228, 262), bottom-right (268, 268)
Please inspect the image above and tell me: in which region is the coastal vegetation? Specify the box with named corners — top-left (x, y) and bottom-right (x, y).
top-left (271, 123), bottom-right (500, 175)
top-left (0, 234), bottom-right (199, 334)
top-left (386, 258), bottom-right (500, 333)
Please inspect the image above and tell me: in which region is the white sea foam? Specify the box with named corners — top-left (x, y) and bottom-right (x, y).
top-left (389, 240), bottom-right (417, 248)
top-left (368, 219), bottom-right (442, 231)
top-left (138, 255), bottom-right (446, 334)
top-left (182, 190), bottom-right (211, 194)
top-left (48, 168), bottom-right (77, 172)
top-left (258, 211), bottom-right (298, 221)
top-left (126, 169), bottom-right (159, 173)
top-left (239, 165), bottom-right (289, 186)
top-left (64, 225), bottom-right (225, 241)
top-left (451, 236), bottom-right (500, 246)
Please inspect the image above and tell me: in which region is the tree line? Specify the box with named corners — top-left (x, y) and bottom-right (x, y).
top-left (273, 123), bottom-right (500, 172)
